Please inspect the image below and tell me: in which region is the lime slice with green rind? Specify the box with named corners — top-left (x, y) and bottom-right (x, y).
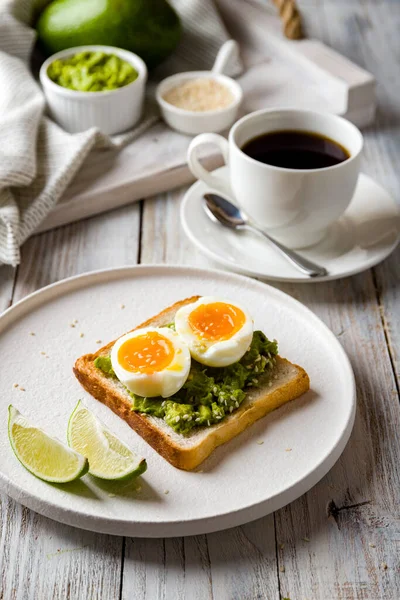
top-left (68, 401), bottom-right (147, 481)
top-left (8, 405), bottom-right (89, 483)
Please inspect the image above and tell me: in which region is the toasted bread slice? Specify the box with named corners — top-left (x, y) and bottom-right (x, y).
top-left (74, 296), bottom-right (310, 470)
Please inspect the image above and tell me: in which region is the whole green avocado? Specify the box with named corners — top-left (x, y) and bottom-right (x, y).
top-left (36, 0), bottom-right (182, 70)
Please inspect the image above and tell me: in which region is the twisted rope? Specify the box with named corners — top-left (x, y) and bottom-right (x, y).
top-left (272, 0), bottom-right (303, 39)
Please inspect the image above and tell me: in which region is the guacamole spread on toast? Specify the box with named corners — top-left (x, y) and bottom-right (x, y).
top-left (94, 330), bottom-right (278, 435)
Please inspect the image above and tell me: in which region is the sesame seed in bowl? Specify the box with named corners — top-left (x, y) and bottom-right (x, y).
top-left (156, 71), bottom-right (242, 136)
top-left (162, 77), bottom-right (235, 112)
top-left (156, 40), bottom-right (243, 135)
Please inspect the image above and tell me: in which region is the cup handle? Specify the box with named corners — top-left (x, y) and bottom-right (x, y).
top-left (187, 133), bottom-right (231, 196)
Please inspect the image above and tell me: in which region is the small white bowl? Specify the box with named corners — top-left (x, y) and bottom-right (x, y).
top-left (40, 45), bottom-right (148, 135)
top-left (156, 71), bottom-right (242, 135)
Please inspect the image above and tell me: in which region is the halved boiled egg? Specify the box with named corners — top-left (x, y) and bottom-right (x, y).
top-left (174, 297), bottom-right (253, 367)
top-left (111, 327), bottom-right (191, 398)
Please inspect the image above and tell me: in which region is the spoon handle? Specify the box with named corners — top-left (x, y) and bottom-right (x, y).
top-left (245, 223), bottom-right (328, 278)
top-left (211, 40), bottom-right (239, 74)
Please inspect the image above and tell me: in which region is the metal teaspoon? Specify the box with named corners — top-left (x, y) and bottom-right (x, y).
top-left (203, 193), bottom-right (328, 278)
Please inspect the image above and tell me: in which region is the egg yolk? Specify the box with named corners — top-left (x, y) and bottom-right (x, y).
top-left (188, 302), bottom-right (246, 341)
top-left (118, 331), bottom-right (175, 374)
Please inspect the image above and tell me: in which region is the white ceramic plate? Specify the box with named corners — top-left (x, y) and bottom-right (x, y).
top-left (181, 168), bottom-right (400, 282)
top-left (0, 266), bottom-right (355, 537)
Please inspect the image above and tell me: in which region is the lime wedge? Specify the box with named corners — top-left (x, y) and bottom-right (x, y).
top-left (8, 405), bottom-right (89, 483)
top-left (67, 401), bottom-right (147, 481)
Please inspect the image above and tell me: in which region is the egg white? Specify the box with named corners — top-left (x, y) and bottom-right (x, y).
top-left (111, 327), bottom-right (191, 398)
top-left (174, 296), bottom-right (254, 367)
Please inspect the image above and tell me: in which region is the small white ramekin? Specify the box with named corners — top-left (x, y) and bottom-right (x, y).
top-left (40, 45), bottom-right (148, 135)
top-left (156, 71), bottom-right (243, 136)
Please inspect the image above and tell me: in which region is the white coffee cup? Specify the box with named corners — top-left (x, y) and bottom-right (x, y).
top-left (187, 108), bottom-right (363, 248)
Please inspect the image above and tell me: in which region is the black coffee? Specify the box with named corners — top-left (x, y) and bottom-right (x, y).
top-left (241, 130), bottom-right (350, 169)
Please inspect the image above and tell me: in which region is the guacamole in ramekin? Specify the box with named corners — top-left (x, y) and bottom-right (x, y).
top-left (47, 51), bottom-right (138, 92)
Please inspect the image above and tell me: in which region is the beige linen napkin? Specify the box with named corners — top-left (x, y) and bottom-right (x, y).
top-left (0, 0), bottom-right (242, 267)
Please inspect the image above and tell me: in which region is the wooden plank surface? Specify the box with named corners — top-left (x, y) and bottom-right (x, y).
top-left (348, 0), bottom-right (400, 388)
top-left (274, 276), bottom-right (400, 600)
top-left (0, 499), bottom-right (122, 600)
top-left (267, 1), bottom-right (400, 597)
top-left (1, 1), bottom-right (400, 599)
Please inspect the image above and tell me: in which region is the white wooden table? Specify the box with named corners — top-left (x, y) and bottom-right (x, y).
top-left (1, 1), bottom-right (399, 598)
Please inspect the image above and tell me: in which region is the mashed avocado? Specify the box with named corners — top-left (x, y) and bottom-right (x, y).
top-left (47, 51), bottom-right (138, 92)
top-left (93, 355), bottom-right (116, 376)
top-left (94, 331), bottom-right (278, 435)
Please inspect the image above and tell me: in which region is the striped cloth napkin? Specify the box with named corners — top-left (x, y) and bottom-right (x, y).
top-left (0, 0), bottom-right (242, 267)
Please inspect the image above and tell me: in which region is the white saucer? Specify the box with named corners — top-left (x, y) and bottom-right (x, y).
top-left (181, 167), bottom-right (400, 282)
